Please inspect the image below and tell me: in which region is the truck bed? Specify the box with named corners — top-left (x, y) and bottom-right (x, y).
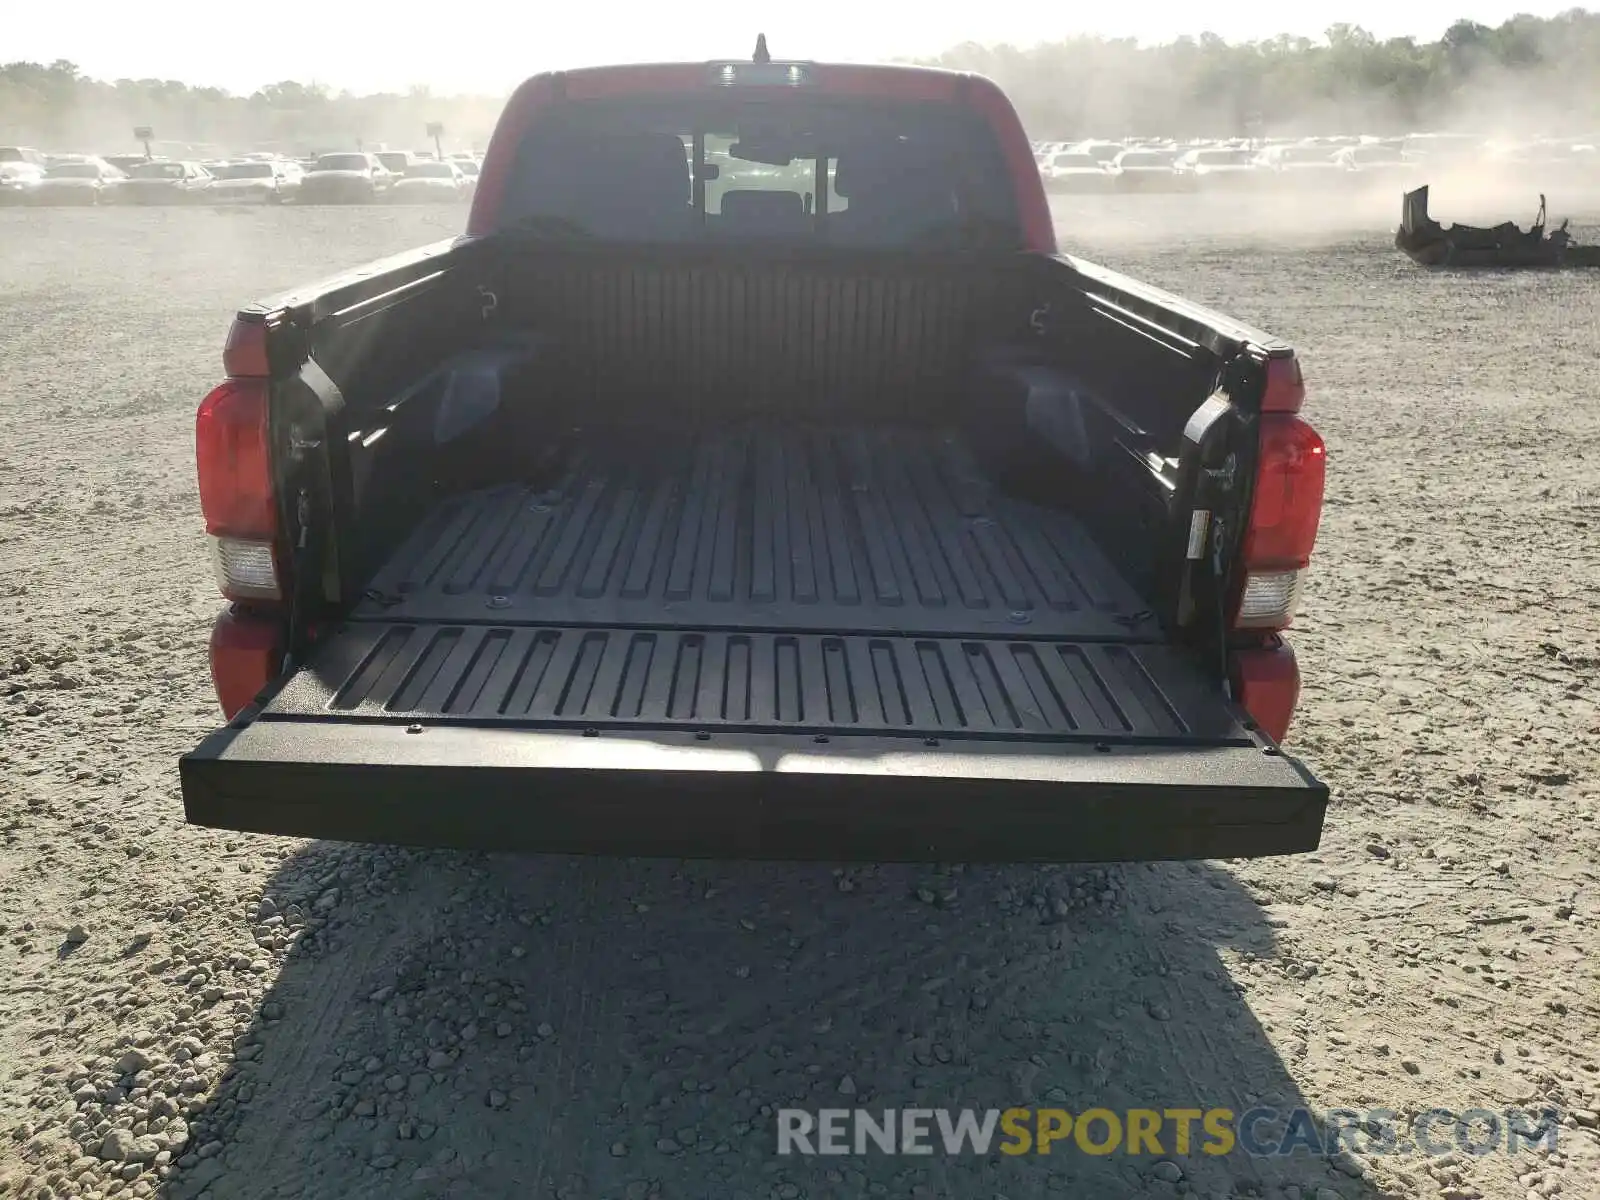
top-left (186, 424), bottom-right (1326, 862)
top-left (353, 426), bottom-right (1156, 640)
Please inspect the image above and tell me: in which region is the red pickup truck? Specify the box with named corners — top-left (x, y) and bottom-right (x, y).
top-left (180, 49), bottom-right (1328, 862)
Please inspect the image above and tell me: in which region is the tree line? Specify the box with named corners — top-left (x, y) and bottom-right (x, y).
top-left (0, 71), bottom-right (505, 157)
top-left (927, 10), bottom-right (1600, 137)
top-left (4, 10), bottom-right (1599, 155)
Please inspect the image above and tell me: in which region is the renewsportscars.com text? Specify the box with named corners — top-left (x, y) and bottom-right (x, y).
top-left (776, 1107), bottom-right (1562, 1158)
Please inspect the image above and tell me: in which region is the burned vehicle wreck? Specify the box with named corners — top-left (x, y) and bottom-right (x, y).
top-left (1396, 185), bottom-right (1600, 267)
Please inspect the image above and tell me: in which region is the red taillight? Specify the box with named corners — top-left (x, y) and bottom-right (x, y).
top-left (222, 316), bottom-right (270, 379)
top-left (1245, 414), bottom-right (1326, 569)
top-left (196, 378), bottom-right (274, 540)
top-left (198, 317), bottom-right (282, 604)
top-left (1232, 640), bottom-right (1301, 743)
top-left (1261, 355), bottom-right (1305, 414)
top-left (210, 607), bottom-right (281, 719)
top-left (1235, 408), bottom-right (1325, 632)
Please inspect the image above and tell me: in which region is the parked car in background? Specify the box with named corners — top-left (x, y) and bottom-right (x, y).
top-left (1175, 147), bottom-right (1259, 189)
top-left (1252, 143), bottom-right (1344, 187)
top-left (0, 162), bottom-right (46, 204)
top-left (298, 152), bottom-right (394, 204)
top-left (0, 146), bottom-right (49, 167)
top-left (373, 150), bottom-right (420, 176)
top-left (31, 159), bottom-right (127, 205)
top-left (116, 159), bottom-right (215, 204)
top-left (1072, 140), bottom-right (1126, 166)
top-left (1106, 148), bottom-right (1180, 191)
top-left (389, 160), bottom-right (473, 203)
top-left (1042, 151), bottom-right (1112, 192)
top-left (209, 159), bottom-right (303, 204)
top-left (104, 154), bottom-right (153, 174)
top-left (1336, 142), bottom-right (1411, 183)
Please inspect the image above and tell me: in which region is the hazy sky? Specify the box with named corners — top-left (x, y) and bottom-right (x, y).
top-left (10, 1), bottom-right (1577, 95)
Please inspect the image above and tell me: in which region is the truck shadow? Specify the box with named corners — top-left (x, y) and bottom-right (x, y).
top-left (159, 847), bottom-right (1397, 1200)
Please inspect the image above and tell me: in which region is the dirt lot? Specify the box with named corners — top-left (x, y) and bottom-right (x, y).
top-left (1, 196), bottom-right (1597, 1200)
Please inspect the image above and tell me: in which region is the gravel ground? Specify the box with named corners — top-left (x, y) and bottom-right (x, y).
top-left (1, 197), bottom-right (1597, 1200)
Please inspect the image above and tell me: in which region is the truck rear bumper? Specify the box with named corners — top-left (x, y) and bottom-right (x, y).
top-left (182, 711), bottom-right (1326, 863)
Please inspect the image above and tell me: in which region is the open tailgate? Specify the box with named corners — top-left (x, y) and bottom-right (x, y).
top-left (181, 622), bottom-right (1326, 863)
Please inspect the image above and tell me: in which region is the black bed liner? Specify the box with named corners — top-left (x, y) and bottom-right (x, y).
top-left (183, 424), bottom-right (1327, 861)
top-left (355, 426), bottom-right (1156, 640)
top-left (265, 624), bottom-right (1239, 743)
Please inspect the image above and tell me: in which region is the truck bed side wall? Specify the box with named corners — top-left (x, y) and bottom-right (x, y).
top-left (271, 243), bottom-right (1237, 635)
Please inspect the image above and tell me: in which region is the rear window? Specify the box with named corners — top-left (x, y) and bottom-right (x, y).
top-left (131, 162), bottom-right (188, 180)
top-left (1050, 153), bottom-right (1098, 169)
top-left (406, 163), bottom-right (457, 178)
top-left (500, 95), bottom-right (1021, 249)
top-left (375, 153), bottom-right (410, 172)
top-left (214, 162), bottom-right (275, 179)
top-left (315, 154), bottom-right (369, 171)
top-left (46, 163), bottom-right (101, 179)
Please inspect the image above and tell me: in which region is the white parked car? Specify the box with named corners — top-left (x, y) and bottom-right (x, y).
top-left (1107, 148), bottom-right (1180, 191)
top-left (116, 159), bottom-right (216, 205)
top-left (31, 159), bottom-right (127, 205)
top-left (1071, 140), bottom-right (1126, 166)
top-left (1174, 147), bottom-right (1259, 189)
top-left (1252, 144), bottom-right (1345, 187)
top-left (1043, 151), bottom-right (1112, 193)
top-left (209, 160), bottom-right (304, 204)
top-left (1335, 143), bottom-right (1412, 183)
top-left (389, 160), bottom-right (473, 203)
top-left (0, 162), bottom-right (46, 205)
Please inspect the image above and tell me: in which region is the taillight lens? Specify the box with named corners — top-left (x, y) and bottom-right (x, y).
top-left (210, 607), bottom-right (281, 719)
top-left (222, 315), bottom-right (271, 378)
top-left (196, 378), bottom-right (274, 539)
top-left (1232, 640), bottom-right (1301, 743)
top-left (1236, 412), bottom-right (1325, 631)
top-left (1261, 355), bottom-right (1306, 414)
top-left (1236, 570), bottom-right (1305, 629)
top-left (195, 377), bottom-right (279, 602)
top-left (211, 537), bottom-right (281, 602)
